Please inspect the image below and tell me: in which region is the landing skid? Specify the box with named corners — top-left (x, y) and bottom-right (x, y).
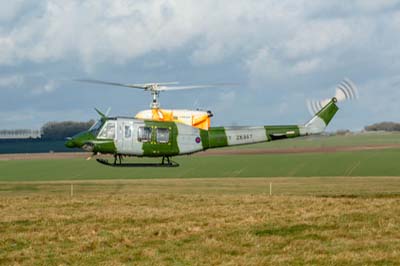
top-left (96, 156), bottom-right (179, 168)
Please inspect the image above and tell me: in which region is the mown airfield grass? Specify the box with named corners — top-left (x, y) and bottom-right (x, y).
top-left (231, 131), bottom-right (400, 149)
top-left (1, 148), bottom-right (400, 181)
top-left (1, 133), bottom-right (400, 265)
top-left (2, 132), bottom-right (400, 181)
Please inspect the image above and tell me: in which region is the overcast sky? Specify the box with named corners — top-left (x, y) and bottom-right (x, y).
top-left (1, 0), bottom-right (400, 130)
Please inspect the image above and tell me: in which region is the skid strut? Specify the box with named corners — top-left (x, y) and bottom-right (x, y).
top-left (113, 154), bottom-right (123, 165)
top-left (162, 156), bottom-right (171, 165)
top-left (96, 155), bottom-right (179, 167)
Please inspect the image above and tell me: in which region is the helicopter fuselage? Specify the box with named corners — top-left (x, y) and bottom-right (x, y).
top-left (67, 117), bottom-right (293, 157)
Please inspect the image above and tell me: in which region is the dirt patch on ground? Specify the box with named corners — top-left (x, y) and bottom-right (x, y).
top-left (0, 152), bottom-right (91, 161)
top-left (200, 144), bottom-right (400, 156)
top-left (1, 144), bottom-right (400, 161)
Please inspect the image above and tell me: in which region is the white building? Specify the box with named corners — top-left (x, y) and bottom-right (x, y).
top-left (0, 129), bottom-right (41, 139)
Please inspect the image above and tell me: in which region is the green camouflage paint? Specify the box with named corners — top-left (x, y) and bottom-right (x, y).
top-left (92, 140), bottom-right (116, 154)
top-left (316, 99), bottom-right (339, 125)
top-left (142, 120), bottom-right (180, 157)
top-left (65, 131), bottom-right (96, 148)
top-left (207, 127), bottom-right (228, 148)
top-left (200, 129), bottom-right (210, 150)
top-left (264, 125), bottom-right (300, 141)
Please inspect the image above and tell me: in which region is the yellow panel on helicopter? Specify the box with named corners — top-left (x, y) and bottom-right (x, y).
top-left (135, 108), bottom-right (212, 130)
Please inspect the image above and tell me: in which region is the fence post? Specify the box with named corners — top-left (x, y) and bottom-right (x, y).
top-left (269, 182), bottom-right (272, 196)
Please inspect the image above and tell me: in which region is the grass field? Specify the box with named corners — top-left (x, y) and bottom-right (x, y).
top-left (1, 148), bottom-right (400, 181)
top-left (1, 178), bottom-right (400, 265)
top-left (2, 133), bottom-right (400, 265)
top-left (2, 132), bottom-right (400, 181)
top-left (228, 131), bottom-right (400, 149)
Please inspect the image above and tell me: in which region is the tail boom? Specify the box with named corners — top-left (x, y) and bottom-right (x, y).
top-left (203, 98), bottom-right (338, 150)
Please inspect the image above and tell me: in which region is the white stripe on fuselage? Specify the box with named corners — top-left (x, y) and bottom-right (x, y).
top-left (225, 127), bottom-right (267, 146)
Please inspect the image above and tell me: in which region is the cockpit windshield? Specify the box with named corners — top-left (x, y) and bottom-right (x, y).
top-left (88, 120), bottom-right (103, 135)
top-left (98, 121), bottom-right (116, 139)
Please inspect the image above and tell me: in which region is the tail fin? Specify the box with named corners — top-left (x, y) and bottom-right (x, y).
top-left (301, 98), bottom-right (339, 135)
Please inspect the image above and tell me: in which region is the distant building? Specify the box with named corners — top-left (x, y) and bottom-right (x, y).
top-left (0, 129), bottom-right (41, 139)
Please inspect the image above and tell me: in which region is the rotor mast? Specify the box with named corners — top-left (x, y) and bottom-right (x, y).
top-left (150, 86), bottom-right (160, 109)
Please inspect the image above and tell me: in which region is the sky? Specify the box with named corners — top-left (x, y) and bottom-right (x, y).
top-left (1, 0), bottom-right (400, 131)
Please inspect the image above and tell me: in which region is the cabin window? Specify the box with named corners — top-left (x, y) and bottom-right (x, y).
top-left (124, 125), bottom-right (132, 138)
top-left (157, 128), bottom-right (170, 143)
top-left (98, 121), bottom-right (116, 139)
top-left (138, 127), bottom-right (152, 142)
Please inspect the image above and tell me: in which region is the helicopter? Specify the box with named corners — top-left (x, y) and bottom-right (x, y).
top-left (65, 79), bottom-right (358, 167)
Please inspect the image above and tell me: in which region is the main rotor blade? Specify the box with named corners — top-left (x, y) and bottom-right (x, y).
top-left (75, 79), bottom-right (148, 90)
top-left (154, 82), bottom-right (180, 86)
top-left (158, 83), bottom-right (239, 91)
top-left (76, 79), bottom-right (238, 92)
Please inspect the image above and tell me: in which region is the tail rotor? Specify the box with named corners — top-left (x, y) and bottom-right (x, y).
top-left (307, 78), bottom-right (359, 115)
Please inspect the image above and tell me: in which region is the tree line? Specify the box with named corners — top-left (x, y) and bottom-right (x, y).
top-left (364, 122), bottom-right (400, 132)
top-left (41, 120), bottom-right (95, 140)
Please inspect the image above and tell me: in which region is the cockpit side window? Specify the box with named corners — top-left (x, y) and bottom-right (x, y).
top-left (98, 121), bottom-right (116, 139)
top-left (138, 127), bottom-right (152, 142)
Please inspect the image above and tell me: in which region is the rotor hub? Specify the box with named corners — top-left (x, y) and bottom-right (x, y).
top-left (150, 90), bottom-right (160, 109)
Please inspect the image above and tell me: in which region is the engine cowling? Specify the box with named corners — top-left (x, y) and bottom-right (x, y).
top-left (135, 108), bottom-right (212, 130)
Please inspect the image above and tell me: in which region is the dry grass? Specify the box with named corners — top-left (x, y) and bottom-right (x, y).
top-left (1, 177), bottom-right (400, 265)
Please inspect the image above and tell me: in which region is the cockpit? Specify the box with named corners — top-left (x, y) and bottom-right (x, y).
top-left (97, 120), bottom-right (116, 139)
top-left (88, 119), bottom-right (104, 135)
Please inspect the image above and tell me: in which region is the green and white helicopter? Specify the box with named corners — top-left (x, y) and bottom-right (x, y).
top-left (65, 79), bottom-right (358, 167)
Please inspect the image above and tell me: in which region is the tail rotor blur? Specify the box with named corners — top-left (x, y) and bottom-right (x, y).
top-left (307, 78), bottom-right (359, 115)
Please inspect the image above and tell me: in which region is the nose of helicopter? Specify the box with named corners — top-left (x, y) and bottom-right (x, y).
top-left (65, 137), bottom-right (76, 148)
top-left (65, 131), bottom-right (95, 149)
